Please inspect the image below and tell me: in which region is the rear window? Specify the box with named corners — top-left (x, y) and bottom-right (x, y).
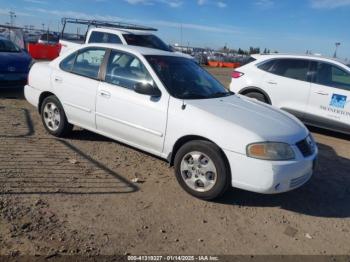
top-left (123, 34), bottom-right (171, 52)
top-left (39, 34), bottom-right (58, 42)
top-left (0, 39), bottom-right (20, 52)
top-left (259, 58), bottom-right (310, 82)
top-left (257, 59), bottom-right (275, 72)
top-left (245, 56), bottom-right (257, 65)
top-left (89, 31), bottom-right (122, 44)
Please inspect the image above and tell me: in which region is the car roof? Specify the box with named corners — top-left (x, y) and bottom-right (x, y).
top-left (253, 53), bottom-right (348, 66)
top-left (81, 43), bottom-right (187, 58)
top-left (89, 27), bottom-right (155, 35)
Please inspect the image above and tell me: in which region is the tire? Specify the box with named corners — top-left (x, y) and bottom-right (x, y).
top-left (245, 91), bottom-right (268, 103)
top-left (40, 95), bottom-right (73, 137)
top-left (174, 140), bottom-right (230, 200)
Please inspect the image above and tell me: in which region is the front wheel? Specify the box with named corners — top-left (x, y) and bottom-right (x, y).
top-left (41, 95), bottom-right (73, 137)
top-left (174, 140), bottom-right (230, 200)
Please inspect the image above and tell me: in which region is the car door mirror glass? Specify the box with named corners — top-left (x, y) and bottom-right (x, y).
top-left (134, 82), bottom-right (161, 97)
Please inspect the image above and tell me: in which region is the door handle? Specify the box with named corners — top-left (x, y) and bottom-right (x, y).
top-left (267, 81), bottom-right (277, 85)
top-left (315, 91), bottom-right (329, 96)
top-left (99, 90), bottom-right (111, 98)
top-left (54, 76), bottom-right (63, 83)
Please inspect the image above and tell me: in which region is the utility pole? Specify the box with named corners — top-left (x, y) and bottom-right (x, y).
top-left (333, 42), bottom-right (341, 58)
top-left (180, 23), bottom-right (183, 48)
top-left (9, 11), bottom-right (16, 27)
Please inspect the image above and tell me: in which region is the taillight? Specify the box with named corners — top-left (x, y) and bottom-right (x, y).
top-left (231, 71), bottom-right (244, 79)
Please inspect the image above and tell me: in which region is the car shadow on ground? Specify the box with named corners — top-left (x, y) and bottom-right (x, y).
top-left (308, 125), bottom-right (350, 141)
top-left (66, 129), bottom-right (113, 142)
top-left (0, 105), bottom-right (138, 195)
top-left (219, 142), bottom-right (350, 218)
top-left (66, 128), bottom-right (167, 162)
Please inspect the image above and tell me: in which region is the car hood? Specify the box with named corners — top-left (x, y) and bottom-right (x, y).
top-left (184, 95), bottom-right (309, 151)
top-left (0, 51), bottom-right (32, 73)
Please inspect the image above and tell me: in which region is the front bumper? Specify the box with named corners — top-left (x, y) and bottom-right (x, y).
top-left (224, 145), bottom-right (317, 194)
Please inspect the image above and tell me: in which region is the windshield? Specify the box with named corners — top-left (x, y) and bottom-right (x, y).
top-left (123, 34), bottom-right (171, 52)
top-left (0, 39), bottom-right (21, 52)
top-left (146, 55), bottom-right (233, 99)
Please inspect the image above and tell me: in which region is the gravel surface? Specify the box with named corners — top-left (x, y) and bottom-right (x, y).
top-left (0, 69), bottom-right (350, 257)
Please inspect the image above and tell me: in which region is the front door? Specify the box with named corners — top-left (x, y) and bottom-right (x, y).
top-left (306, 61), bottom-right (350, 133)
top-left (96, 50), bottom-right (169, 156)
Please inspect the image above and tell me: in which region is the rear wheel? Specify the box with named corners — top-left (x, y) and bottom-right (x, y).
top-left (244, 91), bottom-right (268, 103)
top-left (41, 95), bottom-right (73, 137)
top-left (174, 140), bottom-right (230, 200)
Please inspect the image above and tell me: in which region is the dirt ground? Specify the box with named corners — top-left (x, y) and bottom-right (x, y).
top-left (0, 68), bottom-right (350, 258)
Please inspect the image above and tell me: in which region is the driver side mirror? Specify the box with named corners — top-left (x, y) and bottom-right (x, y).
top-left (134, 82), bottom-right (161, 97)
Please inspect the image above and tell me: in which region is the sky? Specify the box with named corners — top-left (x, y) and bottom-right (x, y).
top-left (0, 0), bottom-right (350, 60)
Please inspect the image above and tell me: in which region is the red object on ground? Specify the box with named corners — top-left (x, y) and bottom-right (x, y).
top-left (208, 61), bottom-right (241, 68)
top-left (27, 43), bottom-right (61, 60)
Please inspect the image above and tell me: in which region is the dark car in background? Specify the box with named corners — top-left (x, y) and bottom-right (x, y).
top-left (0, 37), bottom-right (32, 88)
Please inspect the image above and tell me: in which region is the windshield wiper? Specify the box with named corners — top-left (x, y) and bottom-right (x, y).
top-left (181, 93), bottom-right (208, 99)
top-left (208, 91), bottom-right (234, 98)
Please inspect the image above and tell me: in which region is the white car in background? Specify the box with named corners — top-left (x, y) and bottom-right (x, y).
top-left (25, 44), bottom-right (317, 200)
top-left (230, 54), bottom-right (350, 134)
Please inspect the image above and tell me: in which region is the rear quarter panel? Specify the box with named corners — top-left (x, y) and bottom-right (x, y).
top-left (28, 62), bottom-right (53, 92)
top-left (230, 64), bottom-right (266, 93)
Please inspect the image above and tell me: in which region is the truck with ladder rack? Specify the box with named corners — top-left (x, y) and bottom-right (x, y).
top-left (59, 18), bottom-right (175, 55)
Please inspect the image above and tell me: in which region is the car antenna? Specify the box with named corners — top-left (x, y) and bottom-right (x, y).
top-left (181, 100), bottom-right (186, 110)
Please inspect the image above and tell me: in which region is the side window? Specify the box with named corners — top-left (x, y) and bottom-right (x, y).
top-left (89, 32), bottom-right (122, 44)
top-left (107, 34), bottom-right (122, 44)
top-left (88, 32), bottom-right (104, 43)
top-left (316, 62), bottom-right (350, 90)
top-left (71, 48), bottom-right (106, 79)
top-left (257, 59), bottom-right (275, 72)
top-left (270, 59), bottom-right (309, 81)
top-left (60, 52), bottom-right (77, 72)
top-left (105, 50), bottom-right (153, 90)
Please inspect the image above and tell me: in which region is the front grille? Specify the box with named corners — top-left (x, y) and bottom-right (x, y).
top-left (290, 174), bottom-right (310, 189)
top-left (296, 137), bottom-right (315, 157)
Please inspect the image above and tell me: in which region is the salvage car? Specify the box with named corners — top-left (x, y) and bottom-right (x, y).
top-left (230, 54), bottom-right (350, 135)
top-left (0, 36), bottom-right (32, 88)
top-left (25, 44), bottom-right (317, 199)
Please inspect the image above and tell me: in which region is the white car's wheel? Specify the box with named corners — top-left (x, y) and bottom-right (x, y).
top-left (41, 96), bottom-right (73, 137)
top-left (245, 91), bottom-right (268, 103)
top-left (174, 140), bottom-right (230, 200)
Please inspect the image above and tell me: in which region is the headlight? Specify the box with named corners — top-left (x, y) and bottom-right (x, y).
top-left (247, 142), bottom-right (295, 161)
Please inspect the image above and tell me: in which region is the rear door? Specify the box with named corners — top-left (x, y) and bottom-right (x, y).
top-left (260, 58), bottom-right (312, 119)
top-left (306, 61), bottom-right (350, 132)
top-left (53, 47), bottom-right (106, 130)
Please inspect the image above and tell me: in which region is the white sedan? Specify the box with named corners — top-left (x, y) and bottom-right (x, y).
top-left (25, 44), bottom-right (318, 200)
